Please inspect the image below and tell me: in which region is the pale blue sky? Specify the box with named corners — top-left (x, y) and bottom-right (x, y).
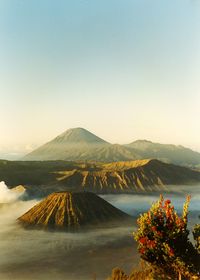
top-left (1, 0), bottom-right (200, 158)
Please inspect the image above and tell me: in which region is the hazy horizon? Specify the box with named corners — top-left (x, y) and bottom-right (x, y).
top-left (1, 0), bottom-right (200, 158)
top-left (1, 126), bottom-right (200, 160)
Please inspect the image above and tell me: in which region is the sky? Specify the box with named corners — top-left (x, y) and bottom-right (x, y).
top-left (1, 0), bottom-right (200, 159)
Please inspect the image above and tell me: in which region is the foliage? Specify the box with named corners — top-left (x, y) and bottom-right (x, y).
top-left (133, 195), bottom-right (200, 279)
top-left (106, 262), bottom-right (153, 280)
top-left (193, 224), bottom-right (200, 253)
top-left (106, 267), bottom-right (128, 280)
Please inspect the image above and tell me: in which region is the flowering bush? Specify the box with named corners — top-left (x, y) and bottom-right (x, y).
top-left (133, 195), bottom-right (199, 279)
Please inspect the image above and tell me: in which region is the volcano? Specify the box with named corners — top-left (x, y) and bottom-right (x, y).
top-left (18, 192), bottom-right (130, 230)
top-left (22, 128), bottom-right (200, 166)
top-left (22, 127), bottom-right (109, 161)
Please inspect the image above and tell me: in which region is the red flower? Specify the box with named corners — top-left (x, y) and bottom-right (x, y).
top-left (165, 199), bottom-right (171, 205)
top-left (169, 248), bottom-right (174, 257)
top-left (152, 226), bottom-right (157, 231)
top-left (147, 219), bottom-right (151, 225)
top-left (139, 237), bottom-right (147, 244)
top-left (149, 240), bottom-right (156, 249)
top-left (139, 248), bottom-right (146, 254)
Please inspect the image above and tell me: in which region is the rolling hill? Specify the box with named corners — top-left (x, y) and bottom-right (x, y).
top-left (22, 128), bottom-right (200, 167)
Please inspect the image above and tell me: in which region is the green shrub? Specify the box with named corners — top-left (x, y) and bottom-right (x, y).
top-left (133, 195), bottom-right (200, 279)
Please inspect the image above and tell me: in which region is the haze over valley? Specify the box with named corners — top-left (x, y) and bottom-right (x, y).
top-left (0, 181), bottom-right (200, 280)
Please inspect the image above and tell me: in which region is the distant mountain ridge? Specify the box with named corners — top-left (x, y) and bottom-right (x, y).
top-left (22, 127), bottom-right (200, 167)
top-left (125, 140), bottom-right (200, 167)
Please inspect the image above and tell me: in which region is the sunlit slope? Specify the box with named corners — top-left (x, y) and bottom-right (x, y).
top-left (22, 128), bottom-right (200, 166)
top-left (54, 159), bottom-right (200, 193)
top-left (18, 192), bottom-right (130, 229)
top-left (1, 159), bottom-right (200, 195)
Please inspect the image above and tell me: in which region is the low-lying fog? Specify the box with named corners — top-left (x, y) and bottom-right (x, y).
top-left (101, 185), bottom-right (200, 235)
top-left (0, 182), bottom-right (199, 280)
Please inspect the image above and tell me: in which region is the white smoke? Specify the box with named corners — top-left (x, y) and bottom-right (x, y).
top-left (0, 181), bottom-right (25, 203)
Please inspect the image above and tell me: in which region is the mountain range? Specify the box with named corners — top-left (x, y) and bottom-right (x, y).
top-left (2, 159), bottom-right (200, 196)
top-left (52, 159), bottom-right (200, 193)
top-left (23, 128), bottom-right (200, 167)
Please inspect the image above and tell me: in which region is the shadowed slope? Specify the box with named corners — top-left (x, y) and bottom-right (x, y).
top-left (18, 192), bottom-right (130, 229)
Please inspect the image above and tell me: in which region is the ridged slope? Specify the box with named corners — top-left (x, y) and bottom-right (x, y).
top-left (55, 159), bottom-right (200, 193)
top-left (18, 192), bottom-right (130, 229)
top-left (1, 159), bottom-right (200, 195)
